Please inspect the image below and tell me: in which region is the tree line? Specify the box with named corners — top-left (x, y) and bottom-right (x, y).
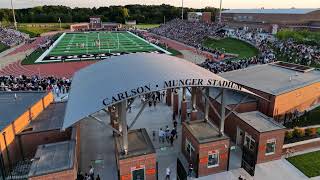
top-left (0, 5), bottom-right (218, 24)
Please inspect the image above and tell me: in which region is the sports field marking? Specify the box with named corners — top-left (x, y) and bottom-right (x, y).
top-left (35, 31), bottom-right (170, 63)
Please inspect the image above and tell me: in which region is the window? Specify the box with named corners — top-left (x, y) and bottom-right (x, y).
top-left (208, 151), bottom-right (219, 168)
top-left (266, 139), bottom-right (276, 155)
top-left (185, 139), bottom-right (195, 158)
top-left (244, 133), bottom-right (256, 151)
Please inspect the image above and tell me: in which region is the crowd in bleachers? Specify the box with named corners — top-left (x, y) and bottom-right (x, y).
top-left (0, 75), bottom-right (71, 93)
top-left (150, 19), bottom-right (222, 48)
top-left (273, 40), bottom-right (320, 66)
top-left (0, 27), bottom-right (28, 47)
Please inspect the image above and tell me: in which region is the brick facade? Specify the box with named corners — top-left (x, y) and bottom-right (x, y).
top-left (118, 154), bottom-right (157, 180)
top-left (182, 122), bottom-right (230, 177)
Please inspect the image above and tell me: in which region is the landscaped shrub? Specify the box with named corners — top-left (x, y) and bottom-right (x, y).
top-left (305, 128), bottom-right (317, 137)
top-left (285, 131), bottom-right (293, 140)
top-left (293, 128), bottom-right (305, 138)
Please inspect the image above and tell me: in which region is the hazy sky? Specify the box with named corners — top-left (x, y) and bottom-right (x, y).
top-left (0, 0), bottom-right (320, 9)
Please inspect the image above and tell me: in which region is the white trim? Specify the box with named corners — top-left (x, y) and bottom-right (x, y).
top-left (131, 166), bottom-right (145, 180)
top-left (265, 139), bottom-right (276, 156)
top-left (283, 137), bottom-right (320, 148)
top-left (207, 151), bottom-right (219, 168)
top-left (35, 32), bottom-right (66, 63)
top-left (127, 31), bottom-right (172, 55)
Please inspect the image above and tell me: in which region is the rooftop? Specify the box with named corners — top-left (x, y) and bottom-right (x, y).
top-left (0, 91), bottom-right (46, 131)
top-left (220, 63), bottom-right (320, 95)
top-left (28, 140), bottom-right (75, 178)
top-left (115, 128), bottom-right (155, 160)
top-left (237, 111), bottom-right (285, 132)
top-left (222, 8), bottom-right (319, 15)
top-left (184, 120), bottom-right (229, 144)
top-left (21, 102), bottom-right (66, 133)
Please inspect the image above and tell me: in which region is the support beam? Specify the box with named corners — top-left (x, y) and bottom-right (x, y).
top-left (118, 101), bottom-right (128, 155)
top-left (204, 87), bottom-right (210, 121)
top-left (200, 90), bottom-right (221, 120)
top-left (89, 115), bottom-right (122, 136)
top-left (220, 89), bottom-right (226, 136)
top-left (128, 100), bottom-right (148, 129)
top-left (225, 95), bottom-right (249, 119)
top-left (191, 87), bottom-right (197, 110)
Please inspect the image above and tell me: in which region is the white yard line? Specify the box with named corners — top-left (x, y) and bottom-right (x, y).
top-left (127, 31), bottom-right (171, 55)
top-left (35, 32), bottom-right (66, 63)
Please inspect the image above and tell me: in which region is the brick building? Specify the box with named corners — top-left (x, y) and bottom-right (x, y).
top-left (182, 120), bottom-right (230, 177)
top-left (220, 61), bottom-right (320, 122)
top-left (188, 12), bottom-right (212, 23)
top-left (218, 8), bottom-right (320, 33)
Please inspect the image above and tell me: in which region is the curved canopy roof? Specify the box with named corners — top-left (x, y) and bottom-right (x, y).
top-left (63, 53), bottom-right (260, 129)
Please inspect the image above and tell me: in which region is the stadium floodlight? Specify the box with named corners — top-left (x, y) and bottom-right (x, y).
top-left (181, 0), bottom-right (184, 20)
top-left (10, 0), bottom-right (17, 30)
top-left (219, 0), bottom-right (223, 23)
top-left (58, 17), bottom-right (62, 31)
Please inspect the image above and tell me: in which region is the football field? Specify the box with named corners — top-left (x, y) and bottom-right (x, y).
top-left (36, 31), bottom-right (168, 63)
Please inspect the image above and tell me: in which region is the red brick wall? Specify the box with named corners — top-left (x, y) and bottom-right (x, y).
top-left (256, 130), bottom-right (285, 164)
top-left (29, 169), bottom-right (76, 180)
top-left (118, 154), bottom-right (157, 180)
top-left (182, 123), bottom-right (230, 177)
top-left (198, 139), bottom-right (229, 177)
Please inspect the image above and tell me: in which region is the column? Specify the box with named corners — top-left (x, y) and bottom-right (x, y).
top-left (220, 89), bottom-right (226, 136)
top-left (173, 89), bottom-right (179, 117)
top-left (166, 89), bottom-right (172, 106)
top-left (204, 87), bottom-right (210, 121)
top-left (118, 101), bottom-right (128, 155)
top-left (191, 87), bottom-right (198, 121)
top-left (181, 87), bottom-right (187, 122)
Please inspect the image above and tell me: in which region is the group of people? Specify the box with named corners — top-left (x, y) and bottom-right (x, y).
top-left (0, 27), bottom-right (28, 47)
top-left (273, 39), bottom-right (320, 67)
top-left (158, 123), bottom-right (178, 146)
top-left (0, 75), bottom-right (71, 93)
top-left (150, 18), bottom-right (223, 49)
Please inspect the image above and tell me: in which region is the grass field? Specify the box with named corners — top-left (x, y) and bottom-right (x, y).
top-left (18, 23), bottom-right (70, 37)
top-left (136, 24), bottom-right (160, 29)
top-left (48, 31), bottom-right (160, 56)
top-left (0, 43), bottom-right (9, 53)
top-left (203, 37), bottom-right (259, 59)
top-left (287, 151), bottom-right (320, 177)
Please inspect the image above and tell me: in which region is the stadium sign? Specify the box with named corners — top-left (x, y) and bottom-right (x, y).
top-left (102, 78), bottom-right (242, 106)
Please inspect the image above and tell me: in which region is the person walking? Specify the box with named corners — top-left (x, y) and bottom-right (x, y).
top-left (166, 167), bottom-right (171, 180)
top-left (188, 163), bottom-right (193, 177)
top-left (89, 165), bottom-right (94, 180)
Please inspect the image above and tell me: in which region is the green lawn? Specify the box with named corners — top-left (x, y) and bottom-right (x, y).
top-left (158, 44), bottom-right (182, 56)
top-left (287, 151), bottom-right (320, 177)
top-left (136, 24), bottom-right (160, 29)
top-left (21, 48), bottom-right (46, 65)
top-left (18, 23), bottom-right (70, 37)
top-left (203, 37), bottom-right (259, 59)
top-left (0, 43), bottom-right (9, 53)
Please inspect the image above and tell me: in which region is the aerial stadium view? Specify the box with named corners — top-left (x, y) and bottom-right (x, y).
top-left (0, 0), bottom-right (320, 180)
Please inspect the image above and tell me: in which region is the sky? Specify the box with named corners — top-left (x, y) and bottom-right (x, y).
top-left (0, 0), bottom-right (320, 9)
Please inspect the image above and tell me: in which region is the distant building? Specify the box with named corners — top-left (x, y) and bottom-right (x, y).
top-left (188, 12), bottom-right (212, 23)
top-left (70, 17), bottom-right (121, 31)
top-left (218, 8), bottom-right (320, 33)
top-left (70, 23), bottom-right (90, 31)
top-left (89, 16), bottom-right (102, 29)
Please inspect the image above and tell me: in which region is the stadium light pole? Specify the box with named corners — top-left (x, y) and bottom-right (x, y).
top-left (219, 0), bottom-right (223, 24)
top-left (10, 0), bottom-right (17, 30)
top-left (181, 0), bottom-right (184, 20)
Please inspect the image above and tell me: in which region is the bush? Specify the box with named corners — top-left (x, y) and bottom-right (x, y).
top-left (285, 131), bottom-right (293, 140)
top-left (304, 128), bottom-right (317, 137)
top-left (293, 128), bottom-right (305, 138)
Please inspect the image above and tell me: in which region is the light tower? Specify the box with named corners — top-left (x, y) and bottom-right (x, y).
top-left (10, 0), bottom-right (17, 30)
top-left (181, 0), bottom-right (184, 20)
top-left (219, 0), bottom-right (223, 23)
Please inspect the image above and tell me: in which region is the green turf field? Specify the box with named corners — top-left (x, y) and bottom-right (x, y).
top-left (287, 151), bottom-right (320, 177)
top-left (48, 31), bottom-right (160, 56)
top-left (203, 37), bottom-right (259, 59)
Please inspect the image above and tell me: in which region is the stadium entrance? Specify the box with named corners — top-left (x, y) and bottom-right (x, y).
top-left (62, 53), bottom-right (263, 179)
